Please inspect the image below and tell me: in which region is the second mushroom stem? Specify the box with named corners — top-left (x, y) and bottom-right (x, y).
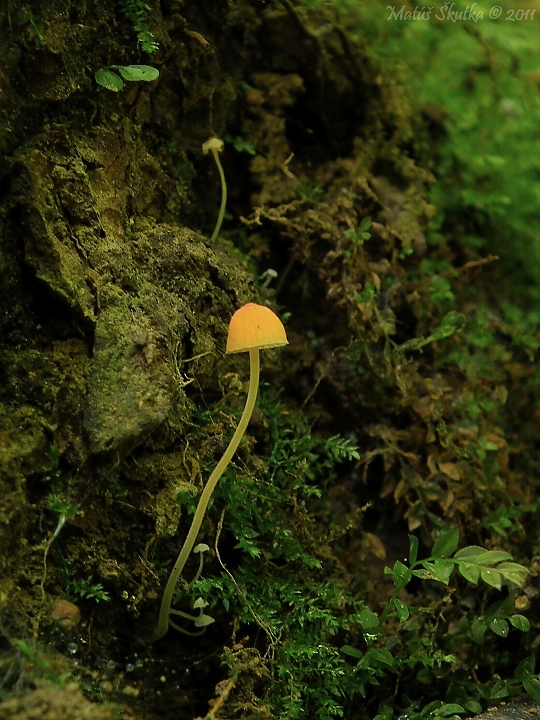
top-left (210, 146), bottom-right (227, 243)
top-left (154, 348), bottom-right (260, 641)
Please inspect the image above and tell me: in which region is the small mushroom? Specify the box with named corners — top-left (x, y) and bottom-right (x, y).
top-left (202, 137), bottom-right (227, 243)
top-left (192, 543), bottom-right (210, 584)
top-left (154, 303), bottom-right (288, 641)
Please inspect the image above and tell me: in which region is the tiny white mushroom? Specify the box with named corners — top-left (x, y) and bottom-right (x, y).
top-left (202, 137), bottom-right (227, 242)
top-left (192, 543), bottom-right (211, 584)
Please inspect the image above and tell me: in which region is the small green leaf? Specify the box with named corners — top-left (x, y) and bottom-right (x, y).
top-left (340, 645), bottom-right (363, 659)
top-left (95, 68), bottom-right (124, 92)
top-left (454, 545), bottom-right (486, 559)
top-left (504, 572), bottom-right (528, 587)
top-left (413, 560), bottom-right (453, 584)
top-left (515, 655), bottom-right (535, 680)
top-left (454, 548), bottom-right (512, 565)
top-left (394, 598), bottom-right (410, 621)
top-left (481, 567), bottom-right (502, 589)
top-left (524, 677), bottom-right (540, 702)
top-left (490, 618), bottom-right (509, 637)
top-left (355, 281), bottom-right (376, 304)
top-left (437, 703), bottom-right (465, 717)
top-left (431, 311), bottom-right (465, 340)
top-left (490, 679), bottom-right (510, 700)
top-left (359, 217), bottom-right (372, 234)
top-left (510, 614), bottom-right (530, 632)
top-left (476, 550), bottom-right (513, 566)
top-left (369, 648), bottom-right (394, 666)
top-left (470, 618), bottom-right (487, 643)
top-left (417, 668), bottom-right (433, 684)
top-left (409, 535), bottom-right (419, 565)
top-left (458, 562), bottom-right (480, 584)
top-left (432, 559), bottom-right (455, 584)
top-left (359, 608), bottom-right (379, 630)
top-left (345, 339), bottom-right (365, 361)
top-left (111, 64), bottom-right (160, 82)
top-left (385, 560), bottom-right (412, 588)
top-left (497, 561), bottom-right (529, 573)
top-left (432, 527), bottom-right (460, 558)
top-left (374, 704), bottom-right (393, 720)
top-left (498, 562), bottom-right (529, 586)
top-left (465, 701), bottom-right (482, 714)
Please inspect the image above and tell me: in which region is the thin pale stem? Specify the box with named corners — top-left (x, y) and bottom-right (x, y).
top-left (154, 348), bottom-right (260, 641)
top-left (209, 149), bottom-right (227, 242)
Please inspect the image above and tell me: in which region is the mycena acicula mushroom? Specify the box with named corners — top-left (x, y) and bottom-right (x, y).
top-left (202, 136), bottom-right (227, 243)
top-left (154, 303), bottom-right (288, 641)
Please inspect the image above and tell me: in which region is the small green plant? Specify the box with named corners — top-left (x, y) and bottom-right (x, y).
top-left (376, 699), bottom-right (469, 720)
top-left (449, 593), bottom-right (530, 646)
top-left (343, 217), bottom-right (372, 258)
top-left (174, 161), bottom-right (193, 191)
top-left (12, 640), bottom-right (72, 684)
top-left (118, 0), bottom-right (159, 53)
top-left (174, 361), bottom-right (537, 718)
top-left (41, 444), bottom-right (61, 485)
top-left (380, 528), bottom-right (528, 623)
top-left (224, 135), bottom-right (257, 156)
top-left (296, 184), bottom-right (324, 201)
top-left (94, 64), bottom-right (159, 92)
top-left (66, 576), bottom-right (110, 603)
top-left (58, 554), bottom-right (110, 604)
top-left (26, 13), bottom-right (44, 42)
top-left (483, 504), bottom-right (525, 538)
top-left (355, 280), bottom-right (376, 304)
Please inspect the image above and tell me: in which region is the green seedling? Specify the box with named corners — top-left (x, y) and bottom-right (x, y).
top-left (224, 135), bottom-right (257, 156)
top-left (94, 64), bottom-right (159, 92)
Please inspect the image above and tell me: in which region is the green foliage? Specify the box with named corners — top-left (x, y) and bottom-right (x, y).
top-left (206, 3), bottom-right (540, 717)
top-left (25, 13), bottom-right (44, 42)
top-left (63, 568), bottom-right (110, 603)
top-left (355, 280), bottom-right (376, 304)
top-left (482, 504), bottom-right (525, 538)
top-left (41, 444), bottom-right (61, 485)
top-left (343, 218), bottom-right (372, 258)
top-left (338, 530), bottom-right (531, 710)
top-left (382, 529), bottom-right (528, 623)
top-left (356, 1), bottom-right (540, 306)
top-left (394, 311), bottom-right (465, 353)
top-left (12, 640), bottom-right (72, 684)
top-left (296, 184), bottom-right (325, 201)
top-left (95, 64), bottom-right (159, 92)
top-left (224, 135), bottom-right (257, 155)
top-left (118, 0), bottom-right (159, 53)
top-left (178, 390), bottom-right (535, 719)
top-left (46, 495), bottom-right (81, 521)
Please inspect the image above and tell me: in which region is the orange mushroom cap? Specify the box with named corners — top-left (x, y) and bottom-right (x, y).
top-left (226, 303), bottom-right (288, 354)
